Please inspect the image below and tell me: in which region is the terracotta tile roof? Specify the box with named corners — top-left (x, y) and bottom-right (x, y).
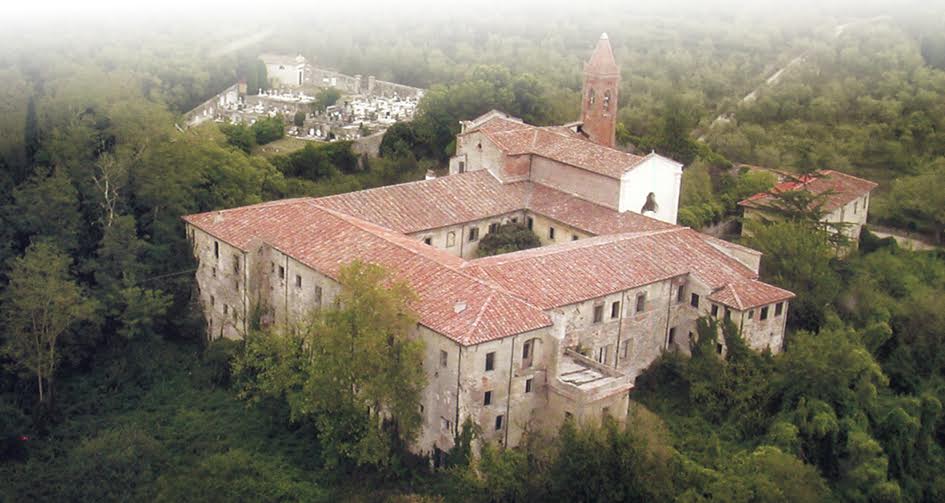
top-left (183, 201), bottom-right (551, 345)
top-left (460, 113), bottom-right (651, 180)
top-left (316, 170), bottom-right (674, 236)
top-left (485, 126), bottom-right (648, 179)
top-left (526, 183), bottom-right (676, 235)
top-left (464, 228), bottom-right (793, 310)
top-left (739, 169), bottom-right (878, 213)
top-left (316, 170), bottom-right (529, 234)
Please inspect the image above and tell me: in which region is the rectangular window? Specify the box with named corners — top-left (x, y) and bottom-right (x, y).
top-left (572, 234), bottom-right (579, 241)
top-left (210, 295), bottom-right (215, 306)
top-left (748, 309), bottom-right (754, 320)
top-left (211, 267), bottom-right (216, 278)
top-left (214, 241), bottom-right (219, 259)
top-left (488, 223), bottom-right (499, 234)
top-left (691, 293), bottom-right (700, 308)
top-left (295, 275), bottom-right (302, 288)
top-left (775, 302), bottom-right (784, 316)
top-left (234, 279), bottom-right (239, 290)
top-left (525, 378), bottom-right (533, 393)
top-left (603, 406), bottom-right (611, 417)
top-left (622, 341), bottom-right (629, 359)
top-left (611, 301), bottom-right (620, 319)
top-left (446, 232), bottom-right (456, 247)
top-left (233, 254), bottom-right (240, 273)
top-left (636, 293), bottom-right (646, 313)
top-left (549, 227), bottom-right (556, 240)
top-left (711, 304), bottom-right (719, 317)
top-left (854, 201), bottom-right (858, 214)
top-left (441, 417), bottom-right (451, 431)
top-left (760, 306), bottom-right (769, 320)
top-left (484, 391), bottom-right (492, 406)
top-left (495, 415), bottom-right (504, 431)
top-left (423, 237), bottom-right (432, 246)
top-left (468, 227), bottom-right (479, 242)
top-left (458, 161), bottom-right (465, 173)
top-left (677, 286), bottom-right (685, 303)
top-left (223, 304), bottom-right (228, 315)
top-left (716, 343), bottom-right (723, 354)
top-left (593, 304), bottom-right (604, 323)
top-left (485, 352), bottom-right (495, 371)
top-left (278, 266), bottom-right (285, 280)
top-left (668, 327), bottom-right (676, 346)
top-left (314, 285), bottom-right (323, 306)
top-left (724, 308), bottom-right (731, 321)
top-left (440, 350), bottom-right (448, 368)
top-left (510, 217), bottom-right (518, 224)
top-left (526, 217), bottom-right (534, 230)
top-left (270, 262), bottom-right (275, 273)
top-left (522, 340), bottom-right (531, 360)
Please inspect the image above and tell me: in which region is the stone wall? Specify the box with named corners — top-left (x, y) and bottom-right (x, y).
top-left (530, 157), bottom-right (621, 210)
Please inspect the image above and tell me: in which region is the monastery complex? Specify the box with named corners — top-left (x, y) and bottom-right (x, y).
top-left (183, 34), bottom-right (795, 457)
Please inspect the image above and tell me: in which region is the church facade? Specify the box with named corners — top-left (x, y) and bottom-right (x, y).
top-left (184, 34), bottom-right (793, 458)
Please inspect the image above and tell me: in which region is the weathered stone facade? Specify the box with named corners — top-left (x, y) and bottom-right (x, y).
top-left (184, 34), bottom-right (794, 461)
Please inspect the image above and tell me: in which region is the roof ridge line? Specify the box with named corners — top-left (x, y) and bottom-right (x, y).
top-left (309, 201), bottom-right (551, 317)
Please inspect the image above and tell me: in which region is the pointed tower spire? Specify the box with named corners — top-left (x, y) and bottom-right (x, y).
top-left (585, 33), bottom-right (619, 77)
top-left (581, 33), bottom-right (621, 148)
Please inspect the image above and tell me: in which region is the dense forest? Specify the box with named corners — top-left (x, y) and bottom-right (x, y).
top-left (2, 1), bottom-right (945, 501)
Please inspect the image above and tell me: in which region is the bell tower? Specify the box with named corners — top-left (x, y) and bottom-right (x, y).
top-left (581, 33), bottom-right (620, 148)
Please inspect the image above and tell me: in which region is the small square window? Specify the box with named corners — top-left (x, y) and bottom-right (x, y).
top-left (593, 304), bottom-right (604, 323)
top-left (775, 302), bottom-right (784, 316)
top-left (711, 304), bottom-right (719, 317)
top-left (423, 237), bottom-right (432, 246)
top-left (525, 378), bottom-right (533, 393)
top-left (549, 227), bottom-right (556, 240)
top-left (485, 352), bottom-right (495, 371)
top-left (495, 415), bottom-right (504, 431)
top-left (636, 293), bottom-right (647, 313)
top-left (510, 217), bottom-right (518, 224)
top-left (440, 350), bottom-right (448, 368)
top-left (468, 227), bottom-right (480, 242)
top-left (484, 391), bottom-right (492, 406)
top-left (611, 301), bottom-right (620, 319)
top-left (691, 293), bottom-right (700, 308)
top-left (572, 234), bottom-right (579, 241)
top-left (760, 306), bottom-right (769, 320)
top-left (296, 275), bottom-right (302, 288)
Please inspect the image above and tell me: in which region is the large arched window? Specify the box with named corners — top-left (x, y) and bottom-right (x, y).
top-left (603, 90), bottom-right (612, 111)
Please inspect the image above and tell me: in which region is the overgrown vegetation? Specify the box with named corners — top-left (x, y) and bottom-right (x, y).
top-left (476, 223), bottom-right (542, 257)
top-left (3, 2), bottom-right (945, 501)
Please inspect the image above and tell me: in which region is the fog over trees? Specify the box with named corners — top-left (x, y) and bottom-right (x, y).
top-left (2, 1), bottom-right (945, 501)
